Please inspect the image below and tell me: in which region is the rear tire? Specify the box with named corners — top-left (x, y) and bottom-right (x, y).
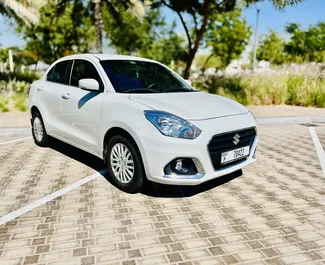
top-left (106, 135), bottom-right (144, 193)
top-left (32, 112), bottom-right (49, 147)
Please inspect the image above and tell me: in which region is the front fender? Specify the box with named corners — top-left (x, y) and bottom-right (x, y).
top-left (100, 94), bottom-right (152, 173)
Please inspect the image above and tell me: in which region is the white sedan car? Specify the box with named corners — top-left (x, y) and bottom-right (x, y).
top-left (29, 54), bottom-right (258, 193)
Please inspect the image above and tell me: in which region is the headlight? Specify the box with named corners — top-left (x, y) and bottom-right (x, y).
top-left (144, 110), bottom-right (201, 139)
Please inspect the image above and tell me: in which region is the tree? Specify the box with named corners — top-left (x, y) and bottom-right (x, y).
top-left (140, 23), bottom-right (188, 66)
top-left (103, 5), bottom-right (187, 66)
top-left (256, 30), bottom-right (286, 65)
top-left (103, 5), bottom-right (163, 55)
top-left (195, 54), bottom-right (222, 69)
top-left (285, 22), bottom-right (325, 63)
top-left (17, 1), bottom-right (96, 64)
top-left (151, 0), bottom-right (304, 78)
top-left (57, 0), bottom-right (144, 53)
top-left (0, 0), bottom-right (44, 25)
top-left (205, 9), bottom-right (252, 69)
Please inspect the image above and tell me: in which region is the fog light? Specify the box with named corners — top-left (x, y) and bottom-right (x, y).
top-left (175, 160), bottom-right (183, 171)
top-left (164, 158), bottom-right (197, 175)
top-left (173, 159), bottom-right (191, 174)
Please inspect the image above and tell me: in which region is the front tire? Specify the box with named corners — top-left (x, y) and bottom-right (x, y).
top-left (106, 135), bottom-right (144, 193)
top-left (32, 112), bottom-right (49, 147)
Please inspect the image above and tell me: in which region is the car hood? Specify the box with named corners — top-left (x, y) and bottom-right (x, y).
top-left (129, 92), bottom-right (249, 120)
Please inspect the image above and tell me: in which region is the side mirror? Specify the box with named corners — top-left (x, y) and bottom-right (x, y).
top-left (184, 79), bottom-right (192, 86)
top-left (79, 78), bottom-right (100, 91)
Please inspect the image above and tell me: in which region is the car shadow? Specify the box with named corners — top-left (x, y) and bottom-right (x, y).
top-left (47, 137), bottom-right (242, 197)
top-left (142, 169), bottom-right (242, 198)
top-left (48, 137), bottom-right (106, 173)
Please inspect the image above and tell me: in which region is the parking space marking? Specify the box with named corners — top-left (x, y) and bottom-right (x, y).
top-left (309, 127), bottom-right (325, 177)
top-left (0, 136), bottom-right (32, 145)
top-left (0, 169), bottom-right (107, 225)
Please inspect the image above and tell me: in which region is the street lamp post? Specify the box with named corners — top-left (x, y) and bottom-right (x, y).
top-left (252, 8), bottom-right (260, 73)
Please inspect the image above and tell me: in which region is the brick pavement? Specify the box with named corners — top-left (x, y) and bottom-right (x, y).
top-left (317, 127), bottom-right (325, 151)
top-left (0, 124), bottom-right (325, 264)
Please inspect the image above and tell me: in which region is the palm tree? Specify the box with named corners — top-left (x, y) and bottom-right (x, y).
top-left (93, 0), bottom-right (144, 53)
top-left (58, 0), bottom-right (144, 54)
top-left (1, 0), bottom-right (144, 53)
top-left (93, 0), bottom-right (103, 53)
top-left (0, 0), bottom-right (44, 25)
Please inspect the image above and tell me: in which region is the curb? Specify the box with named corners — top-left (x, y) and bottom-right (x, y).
top-left (257, 116), bottom-right (325, 125)
top-left (0, 127), bottom-right (31, 136)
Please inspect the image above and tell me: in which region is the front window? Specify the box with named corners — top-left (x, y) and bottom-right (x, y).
top-left (71, 60), bottom-right (103, 89)
top-left (100, 60), bottom-right (197, 93)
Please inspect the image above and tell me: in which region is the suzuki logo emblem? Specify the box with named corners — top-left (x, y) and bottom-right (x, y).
top-left (233, 133), bottom-right (240, 145)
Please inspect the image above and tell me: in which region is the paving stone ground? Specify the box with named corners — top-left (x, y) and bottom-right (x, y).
top-left (0, 123), bottom-right (325, 265)
top-left (317, 126), bottom-right (325, 151)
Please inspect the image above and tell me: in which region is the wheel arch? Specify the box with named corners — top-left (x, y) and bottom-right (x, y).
top-left (31, 106), bottom-right (41, 116)
top-left (103, 127), bottom-right (145, 169)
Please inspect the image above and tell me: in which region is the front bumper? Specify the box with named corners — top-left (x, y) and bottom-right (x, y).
top-left (135, 112), bottom-right (258, 185)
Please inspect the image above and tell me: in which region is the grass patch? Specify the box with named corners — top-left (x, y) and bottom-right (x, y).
top-left (195, 73), bottom-right (325, 107)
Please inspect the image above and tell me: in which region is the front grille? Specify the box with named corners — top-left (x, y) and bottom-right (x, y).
top-left (208, 128), bottom-right (256, 170)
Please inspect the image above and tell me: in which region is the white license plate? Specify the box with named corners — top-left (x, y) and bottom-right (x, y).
top-left (221, 146), bottom-right (250, 165)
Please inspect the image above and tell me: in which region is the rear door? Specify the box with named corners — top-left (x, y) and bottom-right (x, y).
top-left (60, 59), bottom-right (105, 155)
top-left (37, 60), bottom-right (72, 138)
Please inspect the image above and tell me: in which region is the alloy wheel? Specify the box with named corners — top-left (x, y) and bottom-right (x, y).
top-left (110, 143), bottom-right (135, 183)
top-left (33, 117), bottom-right (44, 142)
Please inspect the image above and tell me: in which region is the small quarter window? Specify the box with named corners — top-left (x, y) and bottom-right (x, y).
top-left (46, 61), bottom-right (70, 85)
top-left (46, 66), bottom-right (56, 82)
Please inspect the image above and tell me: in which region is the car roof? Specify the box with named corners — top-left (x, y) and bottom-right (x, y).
top-left (61, 53), bottom-right (156, 63)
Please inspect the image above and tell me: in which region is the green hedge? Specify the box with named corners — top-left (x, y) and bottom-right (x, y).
top-left (0, 71), bottom-right (41, 84)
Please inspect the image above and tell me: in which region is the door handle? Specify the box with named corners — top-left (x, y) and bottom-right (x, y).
top-left (61, 93), bottom-right (70, 100)
top-left (37, 87), bottom-right (43, 91)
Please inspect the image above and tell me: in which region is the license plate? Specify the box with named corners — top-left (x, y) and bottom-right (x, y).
top-left (221, 146), bottom-right (250, 165)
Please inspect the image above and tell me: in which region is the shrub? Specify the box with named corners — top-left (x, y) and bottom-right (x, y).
top-left (12, 94), bottom-right (28, 112)
top-left (0, 97), bottom-right (9, 112)
top-left (0, 70), bottom-right (41, 83)
top-left (0, 79), bottom-right (30, 95)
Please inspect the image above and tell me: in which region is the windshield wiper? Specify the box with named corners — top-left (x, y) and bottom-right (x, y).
top-left (122, 88), bottom-right (158, 94)
top-left (162, 87), bottom-right (198, 93)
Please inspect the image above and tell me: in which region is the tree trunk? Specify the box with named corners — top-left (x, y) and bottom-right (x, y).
top-left (183, 0), bottom-right (211, 79)
top-left (34, 60), bottom-right (38, 72)
top-left (183, 49), bottom-right (196, 79)
top-left (201, 54), bottom-right (213, 75)
top-left (183, 24), bottom-right (207, 79)
top-left (93, 0), bottom-right (103, 53)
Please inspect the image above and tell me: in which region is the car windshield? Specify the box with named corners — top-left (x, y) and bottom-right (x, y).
top-left (100, 60), bottom-right (197, 93)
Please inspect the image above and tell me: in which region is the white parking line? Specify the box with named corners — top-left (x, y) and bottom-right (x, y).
top-left (0, 169), bottom-right (107, 225)
top-left (0, 136), bottom-right (32, 146)
top-left (309, 127), bottom-right (325, 177)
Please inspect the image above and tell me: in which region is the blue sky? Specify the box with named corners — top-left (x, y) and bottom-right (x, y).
top-left (0, 0), bottom-right (324, 51)
top-left (243, 0), bottom-right (325, 39)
